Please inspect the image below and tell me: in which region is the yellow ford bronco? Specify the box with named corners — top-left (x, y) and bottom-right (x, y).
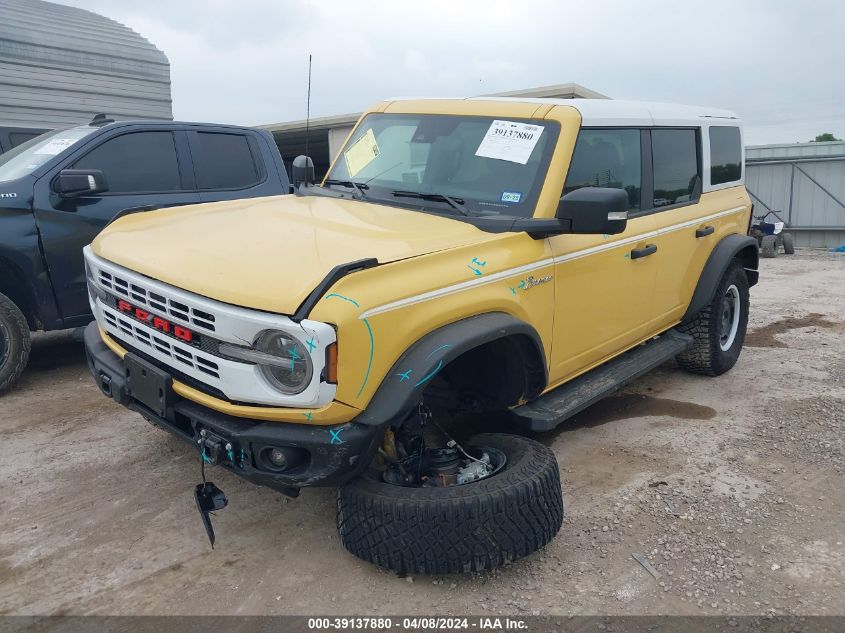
top-left (83, 97), bottom-right (757, 573)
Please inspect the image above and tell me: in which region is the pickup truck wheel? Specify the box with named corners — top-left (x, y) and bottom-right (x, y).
top-left (676, 262), bottom-right (749, 377)
top-left (336, 433), bottom-right (563, 574)
top-left (0, 292), bottom-right (31, 394)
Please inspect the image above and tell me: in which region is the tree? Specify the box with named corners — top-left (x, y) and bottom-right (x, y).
top-left (810, 133), bottom-right (841, 142)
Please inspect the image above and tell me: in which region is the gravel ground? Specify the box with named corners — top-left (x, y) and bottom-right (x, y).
top-left (0, 248), bottom-right (843, 616)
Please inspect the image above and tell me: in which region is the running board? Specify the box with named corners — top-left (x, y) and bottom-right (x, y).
top-left (513, 329), bottom-right (693, 432)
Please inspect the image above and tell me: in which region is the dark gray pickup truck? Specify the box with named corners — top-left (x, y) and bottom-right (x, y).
top-left (0, 115), bottom-right (290, 393)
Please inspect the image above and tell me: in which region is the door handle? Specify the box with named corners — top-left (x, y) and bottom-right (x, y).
top-left (695, 225), bottom-right (715, 238)
top-left (630, 244), bottom-right (657, 260)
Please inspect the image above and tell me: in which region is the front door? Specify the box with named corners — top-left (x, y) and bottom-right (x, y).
top-left (547, 127), bottom-right (660, 385)
top-left (33, 129), bottom-right (199, 324)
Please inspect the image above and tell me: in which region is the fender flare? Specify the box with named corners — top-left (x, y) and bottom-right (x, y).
top-left (682, 234), bottom-right (759, 323)
top-left (355, 312), bottom-right (547, 427)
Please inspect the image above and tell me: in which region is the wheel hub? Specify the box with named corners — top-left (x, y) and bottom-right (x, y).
top-left (718, 284), bottom-right (741, 351)
top-left (383, 444), bottom-right (506, 487)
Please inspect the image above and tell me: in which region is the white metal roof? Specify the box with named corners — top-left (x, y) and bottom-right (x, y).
top-left (470, 97), bottom-right (740, 127)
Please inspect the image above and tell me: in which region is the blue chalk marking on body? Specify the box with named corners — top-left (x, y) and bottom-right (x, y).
top-left (397, 369), bottom-right (412, 382)
top-left (324, 293), bottom-right (360, 307)
top-left (415, 359), bottom-right (444, 387)
top-left (425, 344), bottom-right (451, 360)
top-left (467, 265), bottom-right (482, 276)
top-left (325, 293), bottom-right (374, 397)
top-left (288, 347), bottom-right (301, 371)
top-left (305, 336), bottom-right (317, 353)
top-left (303, 411), bottom-right (313, 421)
top-left (329, 429), bottom-right (344, 445)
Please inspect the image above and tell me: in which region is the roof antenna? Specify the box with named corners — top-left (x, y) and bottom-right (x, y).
top-left (305, 54), bottom-right (312, 159)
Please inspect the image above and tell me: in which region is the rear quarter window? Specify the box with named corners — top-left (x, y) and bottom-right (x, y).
top-left (193, 132), bottom-right (261, 190)
top-left (709, 126), bottom-right (742, 185)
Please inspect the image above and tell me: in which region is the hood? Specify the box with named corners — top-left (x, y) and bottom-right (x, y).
top-left (92, 194), bottom-right (490, 314)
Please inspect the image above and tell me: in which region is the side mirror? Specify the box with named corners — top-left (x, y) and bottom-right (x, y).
top-left (556, 187), bottom-right (628, 235)
top-left (54, 169), bottom-right (108, 198)
top-left (291, 155), bottom-right (315, 190)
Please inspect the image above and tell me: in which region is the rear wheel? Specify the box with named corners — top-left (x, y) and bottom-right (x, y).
top-left (0, 292), bottom-right (31, 394)
top-left (337, 432), bottom-right (563, 574)
top-left (781, 232), bottom-right (795, 255)
top-left (676, 262), bottom-right (749, 376)
top-left (761, 234), bottom-right (778, 258)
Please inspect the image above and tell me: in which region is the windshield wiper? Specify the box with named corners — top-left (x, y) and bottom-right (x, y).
top-left (391, 190), bottom-right (469, 216)
top-left (323, 179), bottom-right (368, 200)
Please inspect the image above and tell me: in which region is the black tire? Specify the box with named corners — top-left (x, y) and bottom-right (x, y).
top-left (761, 234), bottom-right (778, 258)
top-left (676, 262), bottom-right (749, 376)
top-left (337, 433), bottom-right (564, 574)
top-left (781, 232), bottom-right (795, 255)
top-left (0, 292), bottom-right (31, 394)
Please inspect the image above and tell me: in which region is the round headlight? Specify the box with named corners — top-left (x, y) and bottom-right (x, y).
top-left (255, 330), bottom-right (313, 395)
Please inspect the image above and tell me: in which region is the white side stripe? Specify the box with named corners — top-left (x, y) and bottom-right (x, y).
top-left (358, 205), bottom-right (747, 319)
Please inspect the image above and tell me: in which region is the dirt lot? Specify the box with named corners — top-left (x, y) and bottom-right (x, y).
top-left (1, 249), bottom-right (843, 617)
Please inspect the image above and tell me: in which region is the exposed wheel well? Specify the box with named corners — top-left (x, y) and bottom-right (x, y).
top-left (423, 334), bottom-right (546, 416)
top-left (736, 243), bottom-right (759, 287)
top-left (0, 258), bottom-right (38, 330)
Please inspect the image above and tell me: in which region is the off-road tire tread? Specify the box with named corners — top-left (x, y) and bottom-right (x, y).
top-left (337, 433), bottom-right (563, 574)
top-left (781, 232), bottom-right (795, 255)
top-left (676, 261), bottom-right (749, 377)
top-left (761, 234), bottom-right (778, 258)
top-left (0, 292), bottom-right (31, 394)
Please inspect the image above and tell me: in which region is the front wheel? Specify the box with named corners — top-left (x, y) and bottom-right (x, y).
top-left (0, 292), bottom-right (31, 394)
top-left (676, 262), bottom-right (750, 376)
top-left (337, 433), bottom-right (564, 574)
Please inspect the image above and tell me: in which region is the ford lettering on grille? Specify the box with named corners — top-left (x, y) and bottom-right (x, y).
top-left (117, 299), bottom-right (196, 344)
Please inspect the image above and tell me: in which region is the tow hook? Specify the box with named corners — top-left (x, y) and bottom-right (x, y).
top-left (194, 428), bottom-right (229, 547)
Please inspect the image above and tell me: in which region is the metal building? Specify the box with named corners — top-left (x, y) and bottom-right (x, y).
top-left (746, 141), bottom-right (845, 248)
top-left (259, 83), bottom-right (608, 177)
top-left (0, 0), bottom-right (171, 147)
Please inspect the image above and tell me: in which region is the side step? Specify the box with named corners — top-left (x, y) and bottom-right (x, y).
top-left (513, 329), bottom-right (693, 432)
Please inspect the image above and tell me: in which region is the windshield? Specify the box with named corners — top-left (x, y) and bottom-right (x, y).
top-left (326, 113), bottom-right (559, 217)
top-left (0, 126), bottom-right (97, 183)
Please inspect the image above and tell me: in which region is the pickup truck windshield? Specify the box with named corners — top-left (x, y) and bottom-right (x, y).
top-left (0, 126), bottom-right (96, 183)
top-left (325, 114), bottom-right (559, 217)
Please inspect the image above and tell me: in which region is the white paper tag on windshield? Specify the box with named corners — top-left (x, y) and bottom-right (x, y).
top-left (475, 120), bottom-right (544, 164)
top-left (34, 138), bottom-right (78, 155)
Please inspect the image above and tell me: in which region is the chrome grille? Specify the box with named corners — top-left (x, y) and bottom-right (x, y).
top-left (98, 270), bottom-right (216, 332)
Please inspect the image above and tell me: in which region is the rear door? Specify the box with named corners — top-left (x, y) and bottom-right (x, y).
top-left (186, 129), bottom-right (268, 202)
top-left (32, 128), bottom-right (200, 324)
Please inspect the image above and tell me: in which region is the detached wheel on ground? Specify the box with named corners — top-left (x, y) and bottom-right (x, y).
top-left (781, 232), bottom-right (795, 255)
top-left (337, 433), bottom-right (564, 574)
top-left (0, 291), bottom-right (31, 394)
top-left (676, 261), bottom-right (749, 376)
top-left (760, 234), bottom-right (778, 258)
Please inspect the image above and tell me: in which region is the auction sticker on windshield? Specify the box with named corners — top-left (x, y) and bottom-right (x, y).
top-left (475, 120), bottom-right (543, 164)
top-left (344, 129), bottom-right (380, 177)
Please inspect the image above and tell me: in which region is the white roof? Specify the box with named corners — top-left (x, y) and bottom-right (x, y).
top-left (471, 97), bottom-right (740, 127)
top-left (386, 96), bottom-right (740, 127)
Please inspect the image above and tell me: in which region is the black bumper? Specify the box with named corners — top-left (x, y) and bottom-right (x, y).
top-left (83, 322), bottom-right (383, 494)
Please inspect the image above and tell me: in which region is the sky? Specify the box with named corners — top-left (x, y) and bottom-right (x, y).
top-left (62, 0), bottom-right (845, 145)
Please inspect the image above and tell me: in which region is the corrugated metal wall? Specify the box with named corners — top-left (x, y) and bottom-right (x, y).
top-left (0, 0), bottom-right (172, 130)
top-left (746, 142), bottom-right (845, 248)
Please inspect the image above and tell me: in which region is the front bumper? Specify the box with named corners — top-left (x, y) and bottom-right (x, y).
top-left (83, 323), bottom-right (383, 493)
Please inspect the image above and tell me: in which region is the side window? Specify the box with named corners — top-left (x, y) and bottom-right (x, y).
top-left (709, 126), bottom-right (742, 185)
top-left (193, 132), bottom-right (260, 190)
top-left (73, 132), bottom-right (181, 193)
top-left (10, 132), bottom-right (42, 148)
top-left (651, 129), bottom-right (699, 208)
top-left (564, 128), bottom-right (641, 210)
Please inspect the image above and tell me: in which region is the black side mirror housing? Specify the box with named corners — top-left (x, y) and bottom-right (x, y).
top-left (291, 155), bottom-right (315, 190)
top-left (556, 187), bottom-right (628, 235)
top-left (54, 169), bottom-right (108, 198)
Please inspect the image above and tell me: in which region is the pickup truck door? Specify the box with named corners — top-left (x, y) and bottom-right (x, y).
top-left (32, 129), bottom-right (200, 325)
